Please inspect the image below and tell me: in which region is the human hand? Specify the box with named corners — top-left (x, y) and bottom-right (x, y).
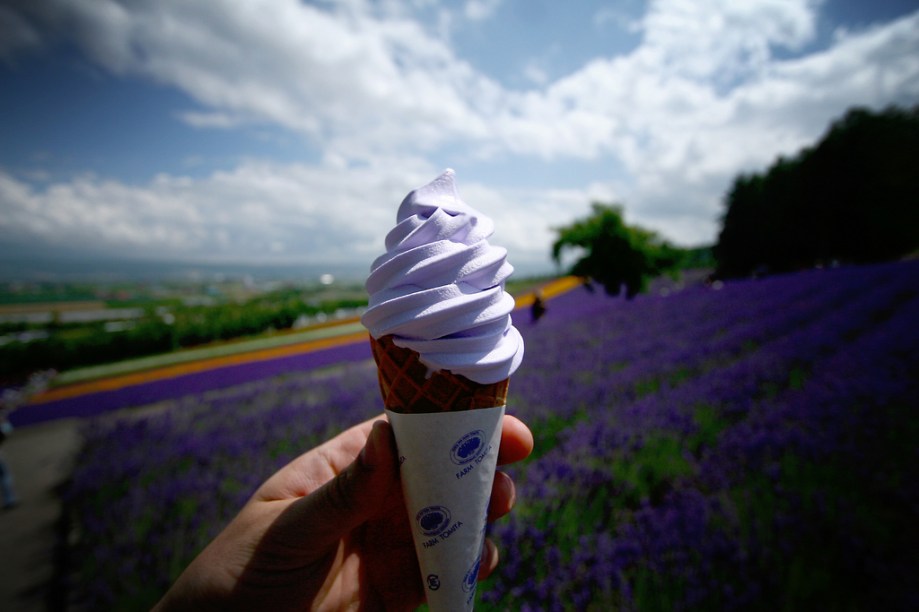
top-left (154, 414), bottom-right (533, 611)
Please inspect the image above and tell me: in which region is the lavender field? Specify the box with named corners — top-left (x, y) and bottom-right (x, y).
top-left (63, 261), bottom-right (918, 610)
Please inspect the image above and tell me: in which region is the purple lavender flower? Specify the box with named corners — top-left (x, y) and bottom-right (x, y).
top-left (63, 261), bottom-right (919, 610)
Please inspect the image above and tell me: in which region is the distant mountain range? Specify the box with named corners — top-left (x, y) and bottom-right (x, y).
top-left (0, 255), bottom-right (369, 284)
top-left (0, 255), bottom-right (557, 284)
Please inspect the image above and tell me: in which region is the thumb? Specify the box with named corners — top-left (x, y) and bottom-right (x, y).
top-left (280, 420), bottom-right (400, 553)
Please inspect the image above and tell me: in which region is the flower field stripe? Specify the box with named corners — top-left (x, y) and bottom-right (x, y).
top-left (12, 279), bottom-right (583, 427)
top-left (12, 339), bottom-right (374, 427)
top-left (53, 318), bottom-right (368, 387)
top-left (29, 330), bottom-right (371, 405)
top-left (29, 278), bottom-right (580, 406)
top-left (58, 261), bottom-right (919, 609)
top-left (514, 276), bottom-right (582, 308)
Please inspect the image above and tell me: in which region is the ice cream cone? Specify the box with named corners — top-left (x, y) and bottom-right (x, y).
top-left (361, 170), bottom-right (522, 610)
top-left (370, 334), bottom-right (507, 611)
top-left (369, 334), bottom-right (509, 413)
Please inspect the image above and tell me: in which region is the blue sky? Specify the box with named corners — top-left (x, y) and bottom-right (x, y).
top-left (1, 0), bottom-right (917, 278)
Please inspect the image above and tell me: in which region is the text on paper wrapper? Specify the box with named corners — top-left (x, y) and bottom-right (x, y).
top-left (455, 443), bottom-right (492, 480)
top-left (421, 521), bottom-right (464, 548)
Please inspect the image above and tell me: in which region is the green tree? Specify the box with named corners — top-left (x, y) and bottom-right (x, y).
top-left (552, 203), bottom-right (684, 297)
top-left (715, 105), bottom-right (919, 278)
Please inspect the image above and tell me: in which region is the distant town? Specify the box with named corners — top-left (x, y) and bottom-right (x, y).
top-left (0, 257), bottom-right (557, 385)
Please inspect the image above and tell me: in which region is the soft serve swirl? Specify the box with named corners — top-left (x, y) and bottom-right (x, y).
top-left (361, 169), bottom-right (524, 384)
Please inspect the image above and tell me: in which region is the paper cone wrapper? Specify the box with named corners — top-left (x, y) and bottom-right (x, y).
top-left (386, 405), bottom-right (505, 612)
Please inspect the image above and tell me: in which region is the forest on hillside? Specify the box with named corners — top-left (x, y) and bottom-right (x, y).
top-left (715, 105), bottom-right (919, 278)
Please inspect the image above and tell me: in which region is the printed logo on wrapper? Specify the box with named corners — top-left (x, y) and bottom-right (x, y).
top-left (384, 405), bottom-right (506, 610)
top-left (416, 505), bottom-right (452, 536)
top-left (463, 557), bottom-right (481, 594)
top-left (450, 429), bottom-right (487, 465)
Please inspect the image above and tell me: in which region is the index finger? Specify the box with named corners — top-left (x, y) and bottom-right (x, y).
top-left (497, 414), bottom-right (533, 465)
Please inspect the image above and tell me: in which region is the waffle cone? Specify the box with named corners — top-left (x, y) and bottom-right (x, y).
top-left (369, 334), bottom-right (509, 414)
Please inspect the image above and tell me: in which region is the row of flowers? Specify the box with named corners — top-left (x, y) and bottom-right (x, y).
top-left (63, 260), bottom-right (918, 609)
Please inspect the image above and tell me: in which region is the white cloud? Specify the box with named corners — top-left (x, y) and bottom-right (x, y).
top-left (10, 0), bottom-right (499, 160)
top-left (0, 162), bottom-right (568, 272)
top-left (638, 0), bottom-right (821, 80)
top-left (458, 180), bottom-right (617, 268)
top-left (464, 0), bottom-right (502, 21)
top-left (178, 111), bottom-right (249, 130)
top-left (593, 6), bottom-right (640, 31)
top-left (1, 0), bottom-right (917, 259)
top-left (14, 0), bottom-right (916, 172)
top-left (492, 3), bottom-right (919, 243)
top-left (522, 61), bottom-right (549, 86)
top-left (0, 162), bottom-right (395, 265)
top-left (0, 5), bottom-right (43, 62)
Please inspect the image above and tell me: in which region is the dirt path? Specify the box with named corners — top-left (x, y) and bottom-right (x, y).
top-left (0, 418), bottom-right (81, 612)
